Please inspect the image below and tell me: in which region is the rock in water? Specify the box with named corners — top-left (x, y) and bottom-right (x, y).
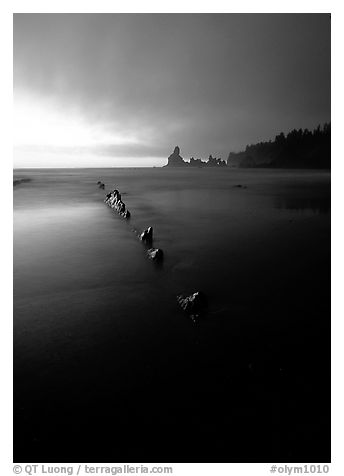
top-left (99, 183), bottom-right (105, 189)
top-left (104, 189), bottom-right (130, 219)
top-left (116, 200), bottom-right (125, 213)
top-left (147, 248), bottom-right (164, 262)
top-left (165, 146), bottom-right (187, 167)
top-left (177, 291), bottom-right (207, 320)
top-left (140, 226), bottom-right (153, 244)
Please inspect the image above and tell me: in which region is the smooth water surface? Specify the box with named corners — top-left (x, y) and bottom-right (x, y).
top-left (13, 168), bottom-right (330, 462)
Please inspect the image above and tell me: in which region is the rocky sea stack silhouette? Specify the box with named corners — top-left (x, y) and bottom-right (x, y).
top-left (164, 146), bottom-right (227, 167)
top-left (166, 146), bottom-right (186, 167)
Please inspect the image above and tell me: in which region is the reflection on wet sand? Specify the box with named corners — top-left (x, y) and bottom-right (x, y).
top-left (13, 168), bottom-right (330, 462)
top-left (274, 195), bottom-right (330, 214)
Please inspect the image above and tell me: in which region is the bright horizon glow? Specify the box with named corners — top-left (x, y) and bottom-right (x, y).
top-left (13, 94), bottom-right (162, 168)
top-left (14, 95), bottom-right (125, 147)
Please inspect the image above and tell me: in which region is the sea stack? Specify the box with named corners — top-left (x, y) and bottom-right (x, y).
top-left (165, 146), bottom-right (187, 167)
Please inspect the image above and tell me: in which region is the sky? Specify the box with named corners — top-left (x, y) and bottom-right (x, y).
top-left (13, 13), bottom-right (331, 167)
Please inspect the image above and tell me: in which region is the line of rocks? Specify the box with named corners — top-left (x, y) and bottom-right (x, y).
top-left (137, 221), bottom-right (207, 319)
top-left (98, 181), bottom-right (207, 320)
top-left (138, 226), bottom-right (164, 262)
top-left (101, 184), bottom-right (164, 263)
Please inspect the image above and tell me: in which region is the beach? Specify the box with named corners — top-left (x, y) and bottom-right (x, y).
top-left (13, 168), bottom-right (330, 462)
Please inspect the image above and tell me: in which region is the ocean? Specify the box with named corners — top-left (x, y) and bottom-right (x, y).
top-left (13, 168), bottom-right (330, 462)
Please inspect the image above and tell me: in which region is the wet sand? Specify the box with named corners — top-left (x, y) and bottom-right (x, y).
top-left (13, 168), bottom-right (330, 462)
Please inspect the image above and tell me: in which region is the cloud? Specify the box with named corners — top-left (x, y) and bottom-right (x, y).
top-left (13, 14), bottom-right (331, 166)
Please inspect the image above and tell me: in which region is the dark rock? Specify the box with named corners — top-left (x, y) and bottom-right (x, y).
top-left (165, 146), bottom-right (226, 167)
top-left (165, 146), bottom-right (187, 167)
top-left (99, 183), bottom-right (105, 189)
top-left (176, 291), bottom-right (207, 320)
top-left (116, 199), bottom-right (124, 211)
top-left (105, 190), bottom-right (120, 207)
top-left (104, 189), bottom-right (130, 219)
top-left (140, 226), bottom-right (153, 244)
top-left (13, 178), bottom-right (31, 187)
top-left (147, 248), bottom-right (164, 262)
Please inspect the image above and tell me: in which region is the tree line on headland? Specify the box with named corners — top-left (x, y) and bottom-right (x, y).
top-left (165, 123), bottom-right (330, 169)
top-left (227, 123), bottom-right (331, 169)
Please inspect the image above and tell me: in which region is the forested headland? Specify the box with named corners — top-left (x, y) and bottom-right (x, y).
top-left (227, 123), bottom-right (330, 169)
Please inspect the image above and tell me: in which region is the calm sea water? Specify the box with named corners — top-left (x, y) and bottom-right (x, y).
top-left (13, 168), bottom-right (330, 462)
